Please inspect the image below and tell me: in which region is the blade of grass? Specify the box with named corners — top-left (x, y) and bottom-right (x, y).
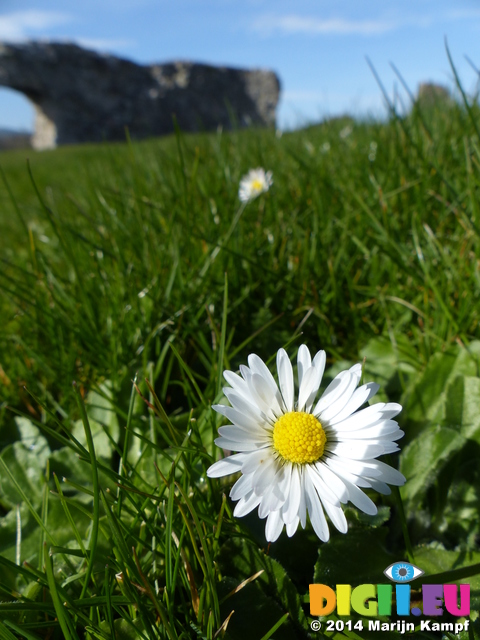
top-left (216, 274), bottom-right (228, 399)
top-left (44, 544), bottom-right (79, 640)
top-left (73, 382), bottom-right (100, 598)
top-left (117, 374), bottom-right (138, 518)
top-left (259, 613), bottom-right (289, 640)
top-left (446, 39), bottom-right (480, 141)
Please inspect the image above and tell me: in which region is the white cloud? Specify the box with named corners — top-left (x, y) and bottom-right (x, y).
top-left (445, 8), bottom-right (480, 20)
top-left (251, 7), bottom-right (480, 38)
top-left (251, 14), bottom-right (396, 36)
top-left (0, 10), bottom-right (72, 41)
top-left (0, 12), bottom-right (134, 53)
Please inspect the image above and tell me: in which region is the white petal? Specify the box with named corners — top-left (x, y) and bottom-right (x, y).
top-left (223, 370), bottom-right (250, 397)
top-left (265, 510), bottom-right (284, 542)
top-left (305, 465), bottom-right (340, 506)
top-left (365, 477), bottom-right (391, 495)
top-left (313, 371), bottom-right (351, 415)
top-left (268, 461), bottom-right (291, 504)
top-left (312, 349), bottom-right (327, 373)
top-left (258, 485), bottom-right (286, 517)
top-left (233, 490), bottom-right (262, 517)
top-left (325, 456), bottom-right (382, 480)
top-left (217, 425), bottom-right (271, 443)
top-left (329, 382), bottom-right (379, 425)
top-left (367, 460), bottom-right (405, 486)
top-left (351, 476), bottom-right (372, 488)
top-left (248, 355), bottom-right (285, 415)
top-left (340, 432), bottom-right (404, 446)
top-left (282, 464), bottom-right (301, 523)
top-left (214, 437), bottom-right (269, 452)
top-left (349, 363), bottom-right (363, 377)
top-left (379, 403), bottom-right (402, 419)
top-left (286, 515), bottom-right (300, 537)
top-left (344, 480), bottom-right (377, 515)
top-left (326, 459), bottom-right (369, 486)
top-left (298, 468), bottom-right (307, 528)
top-left (248, 353), bottom-right (280, 394)
top-left (251, 454), bottom-right (277, 496)
top-left (319, 372), bottom-right (360, 422)
top-left (329, 404), bottom-right (386, 431)
top-left (325, 441), bottom-right (386, 460)
top-left (314, 462), bottom-right (349, 502)
top-left (213, 404), bottom-right (270, 434)
top-left (378, 442), bottom-right (400, 454)
top-left (325, 468), bottom-right (378, 514)
top-left (243, 373), bottom-right (279, 421)
top-left (333, 402), bottom-right (402, 432)
top-left (297, 345), bottom-right (312, 389)
top-left (304, 473), bottom-right (330, 541)
top-left (297, 366), bottom-right (321, 412)
top-left (230, 473), bottom-right (253, 500)
top-left (257, 464), bottom-right (290, 517)
top-left (241, 448), bottom-right (275, 474)
top-left (207, 455), bottom-right (245, 478)
top-left (221, 389), bottom-right (266, 422)
top-left (239, 363), bottom-right (252, 380)
top-left (334, 420), bottom-right (402, 440)
top-left (277, 348), bottom-right (294, 411)
top-left (306, 351), bottom-right (326, 412)
top-left (322, 500), bottom-right (348, 534)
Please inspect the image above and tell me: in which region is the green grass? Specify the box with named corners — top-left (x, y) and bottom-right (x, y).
top-left (1, 66), bottom-right (480, 638)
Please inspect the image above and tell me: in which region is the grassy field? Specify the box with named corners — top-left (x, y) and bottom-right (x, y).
top-left (0, 80), bottom-right (480, 639)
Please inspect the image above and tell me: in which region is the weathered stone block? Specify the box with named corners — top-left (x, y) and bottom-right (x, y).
top-left (0, 41), bottom-right (280, 149)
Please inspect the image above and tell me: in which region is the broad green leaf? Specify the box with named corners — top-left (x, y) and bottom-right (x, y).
top-left (442, 452), bottom-right (480, 546)
top-left (68, 382), bottom-right (120, 462)
top-left (71, 418), bottom-right (114, 461)
top-left (402, 341), bottom-right (480, 427)
top-left (0, 440), bottom-right (49, 509)
top-left (360, 334), bottom-right (418, 390)
top-left (48, 447), bottom-right (117, 498)
top-left (85, 382), bottom-right (120, 441)
top-left (444, 375), bottom-right (480, 442)
top-left (0, 499), bottom-right (92, 567)
top-left (49, 447), bottom-right (100, 487)
top-left (399, 425), bottom-right (466, 505)
top-left (130, 443), bottom-right (178, 492)
top-left (15, 417), bottom-right (50, 468)
top-left (344, 505), bottom-right (391, 529)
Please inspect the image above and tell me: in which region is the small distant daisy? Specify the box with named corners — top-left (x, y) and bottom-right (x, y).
top-left (238, 168), bottom-right (273, 202)
top-left (207, 345), bottom-right (405, 543)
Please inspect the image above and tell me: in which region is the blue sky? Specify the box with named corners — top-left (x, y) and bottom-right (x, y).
top-left (0, 0), bottom-right (480, 132)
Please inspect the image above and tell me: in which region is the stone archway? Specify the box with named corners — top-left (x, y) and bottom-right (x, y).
top-left (0, 41), bottom-right (280, 150)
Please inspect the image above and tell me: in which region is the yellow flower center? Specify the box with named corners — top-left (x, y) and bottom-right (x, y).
top-left (251, 179), bottom-right (263, 192)
top-left (273, 411), bottom-right (326, 464)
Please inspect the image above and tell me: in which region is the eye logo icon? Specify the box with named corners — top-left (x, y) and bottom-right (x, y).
top-left (384, 562), bottom-right (424, 583)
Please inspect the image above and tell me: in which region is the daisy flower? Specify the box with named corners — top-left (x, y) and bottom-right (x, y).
top-left (207, 345), bottom-right (405, 543)
top-left (238, 168), bottom-right (273, 202)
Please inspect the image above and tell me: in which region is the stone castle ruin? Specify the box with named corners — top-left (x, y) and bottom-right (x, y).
top-left (0, 41), bottom-right (280, 150)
